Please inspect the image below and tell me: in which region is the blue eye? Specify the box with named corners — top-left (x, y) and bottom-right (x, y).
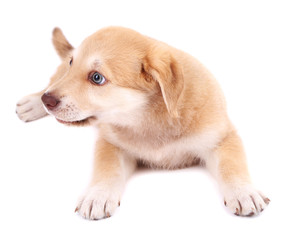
top-left (90, 72), bottom-right (106, 85)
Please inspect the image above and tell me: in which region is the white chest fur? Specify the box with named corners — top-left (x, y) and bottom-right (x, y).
top-left (103, 126), bottom-right (221, 169)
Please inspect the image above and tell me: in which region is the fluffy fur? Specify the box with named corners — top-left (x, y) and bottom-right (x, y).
top-left (16, 26), bottom-right (269, 219)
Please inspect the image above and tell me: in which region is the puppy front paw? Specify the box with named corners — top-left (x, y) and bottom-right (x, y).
top-left (16, 94), bottom-right (48, 122)
top-left (223, 184), bottom-right (270, 216)
top-left (75, 184), bottom-right (121, 220)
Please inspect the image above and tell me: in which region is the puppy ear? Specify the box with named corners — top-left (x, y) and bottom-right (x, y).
top-left (143, 46), bottom-right (184, 118)
top-left (52, 27), bottom-right (74, 59)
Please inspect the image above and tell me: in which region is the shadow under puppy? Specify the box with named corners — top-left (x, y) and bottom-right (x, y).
top-left (16, 27), bottom-right (270, 219)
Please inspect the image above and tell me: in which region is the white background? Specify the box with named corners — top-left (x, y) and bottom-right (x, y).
top-left (0, 0), bottom-right (282, 239)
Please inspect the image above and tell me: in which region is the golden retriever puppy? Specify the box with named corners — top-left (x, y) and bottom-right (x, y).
top-left (16, 27), bottom-right (270, 219)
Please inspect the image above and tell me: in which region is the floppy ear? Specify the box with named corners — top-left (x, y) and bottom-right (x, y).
top-left (52, 27), bottom-right (74, 59)
top-left (142, 46), bottom-right (184, 118)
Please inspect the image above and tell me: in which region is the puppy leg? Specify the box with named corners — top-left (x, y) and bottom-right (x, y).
top-left (76, 138), bottom-right (136, 220)
top-left (16, 90), bottom-right (48, 122)
top-left (207, 130), bottom-right (270, 216)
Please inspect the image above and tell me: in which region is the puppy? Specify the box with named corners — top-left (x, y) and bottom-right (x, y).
top-left (16, 27), bottom-right (270, 219)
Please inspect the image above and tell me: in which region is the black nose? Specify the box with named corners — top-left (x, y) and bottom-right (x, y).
top-left (41, 92), bottom-right (60, 110)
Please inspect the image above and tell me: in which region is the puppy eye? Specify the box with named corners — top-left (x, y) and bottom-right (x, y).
top-left (69, 57), bottom-right (73, 66)
top-left (89, 72), bottom-right (107, 85)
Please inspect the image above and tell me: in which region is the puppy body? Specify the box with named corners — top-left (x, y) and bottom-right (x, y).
top-left (16, 27), bottom-right (269, 219)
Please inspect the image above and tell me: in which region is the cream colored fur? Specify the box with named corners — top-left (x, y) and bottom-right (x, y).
top-left (16, 27), bottom-right (269, 219)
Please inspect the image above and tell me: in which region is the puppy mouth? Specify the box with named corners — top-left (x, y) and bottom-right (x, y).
top-left (56, 116), bottom-right (97, 126)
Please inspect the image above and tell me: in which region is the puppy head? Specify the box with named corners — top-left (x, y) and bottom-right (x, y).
top-left (43, 27), bottom-right (184, 126)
